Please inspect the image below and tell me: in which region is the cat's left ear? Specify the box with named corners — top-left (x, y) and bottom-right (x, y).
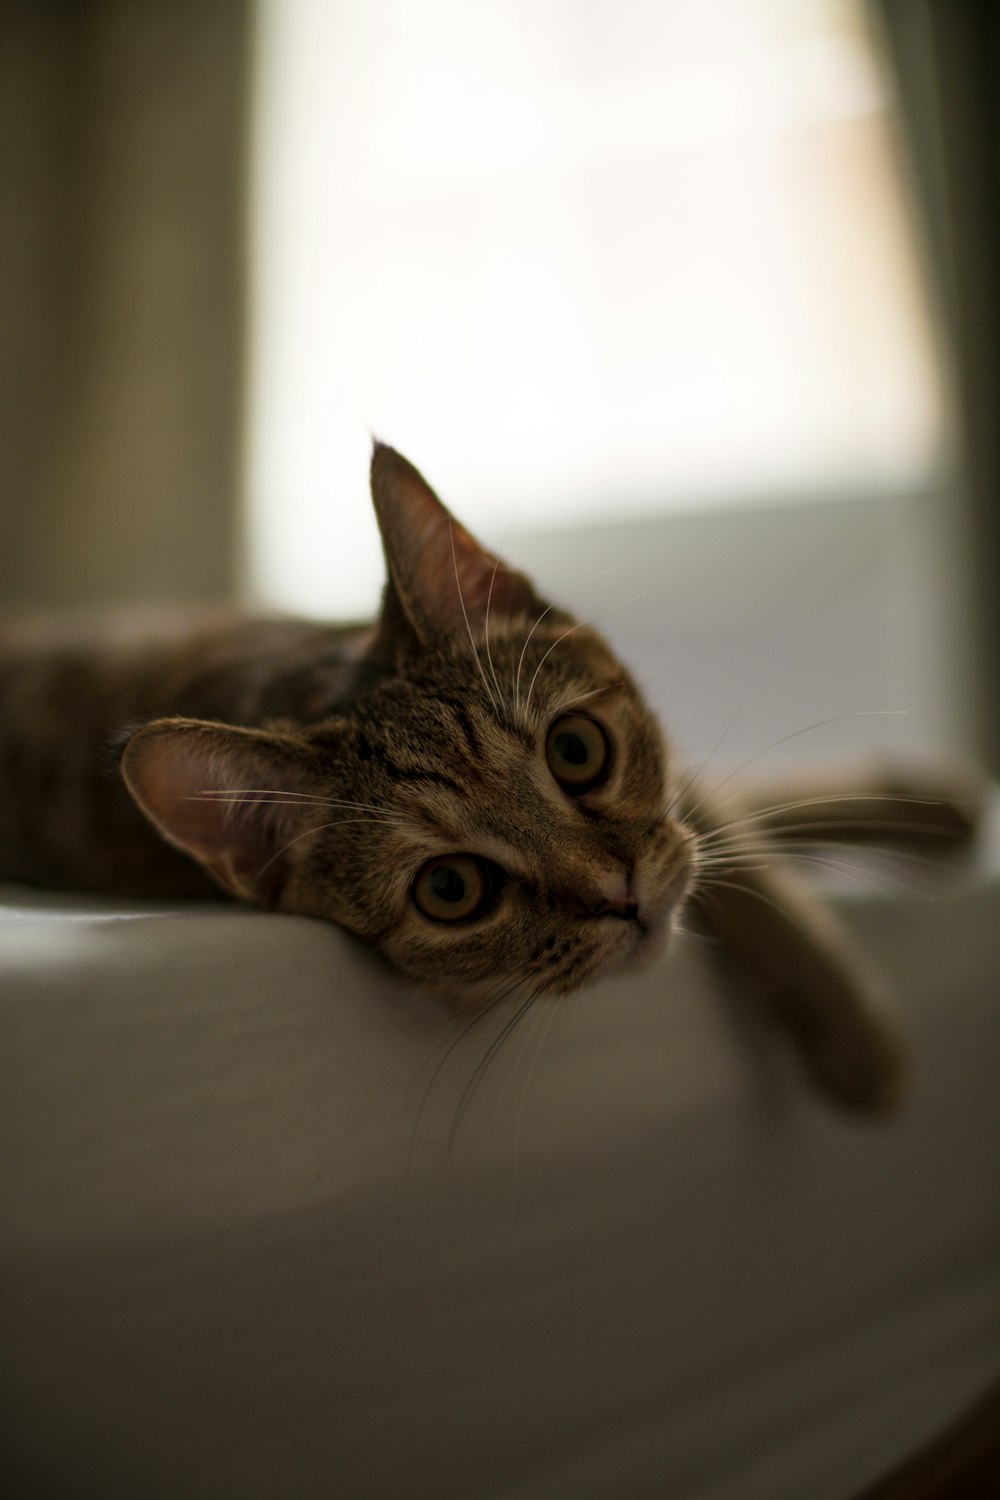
top-left (369, 442), bottom-right (546, 645)
top-left (120, 717), bottom-right (322, 906)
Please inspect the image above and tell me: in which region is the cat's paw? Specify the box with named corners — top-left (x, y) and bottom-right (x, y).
top-left (806, 1015), bottom-right (907, 1115)
top-left (772, 990), bottom-right (908, 1115)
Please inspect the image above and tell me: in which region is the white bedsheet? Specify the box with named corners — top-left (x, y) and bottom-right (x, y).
top-left (2, 809), bottom-right (999, 1499)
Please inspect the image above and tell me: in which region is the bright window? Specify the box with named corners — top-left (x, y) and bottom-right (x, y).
top-left (248, 0), bottom-right (946, 618)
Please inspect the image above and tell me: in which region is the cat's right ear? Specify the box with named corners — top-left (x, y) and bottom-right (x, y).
top-left (369, 441), bottom-right (545, 649)
top-left (119, 717), bottom-right (321, 906)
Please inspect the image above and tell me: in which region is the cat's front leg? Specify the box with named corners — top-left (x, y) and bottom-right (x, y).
top-left (684, 789), bottom-right (907, 1113)
top-left (733, 758), bottom-right (983, 847)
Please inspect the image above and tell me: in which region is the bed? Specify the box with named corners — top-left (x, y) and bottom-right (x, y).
top-left (2, 800), bottom-right (999, 1498)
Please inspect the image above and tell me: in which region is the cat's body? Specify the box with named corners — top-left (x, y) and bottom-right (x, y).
top-left (0, 444), bottom-right (979, 1108)
top-left (0, 611), bottom-right (372, 897)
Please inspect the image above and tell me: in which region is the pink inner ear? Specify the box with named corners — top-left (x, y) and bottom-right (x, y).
top-left (440, 521), bottom-right (511, 619)
top-left (130, 732), bottom-right (257, 856)
top-left (122, 724), bottom-right (311, 907)
top-left (410, 494), bottom-right (537, 632)
top-left (372, 443), bottom-right (542, 639)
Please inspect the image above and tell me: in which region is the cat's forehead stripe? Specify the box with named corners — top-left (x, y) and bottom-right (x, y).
top-left (424, 695), bottom-right (484, 756)
top-left (353, 721), bottom-right (480, 796)
top-left (368, 696), bottom-right (531, 775)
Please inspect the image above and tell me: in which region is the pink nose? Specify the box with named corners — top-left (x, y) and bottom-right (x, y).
top-left (591, 869), bottom-right (640, 921)
top-left (595, 896), bottom-right (640, 921)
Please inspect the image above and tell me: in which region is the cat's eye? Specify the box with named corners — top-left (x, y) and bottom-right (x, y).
top-left (412, 855), bottom-right (498, 923)
top-left (545, 714), bottom-right (611, 794)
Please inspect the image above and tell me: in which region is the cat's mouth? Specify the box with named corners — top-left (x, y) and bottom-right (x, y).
top-left (569, 884), bottom-right (689, 991)
top-left (612, 908), bottom-right (669, 969)
top-left (601, 853), bottom-right (695, 977)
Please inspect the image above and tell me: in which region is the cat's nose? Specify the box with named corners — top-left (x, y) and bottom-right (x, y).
top-left (594, 896), bottom-right (641, 922)
top-left (589, 869), bottom-right (640, 921)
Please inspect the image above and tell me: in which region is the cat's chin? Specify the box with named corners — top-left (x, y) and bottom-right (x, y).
top-left (559, 911), bottom-right (675, 995)
top-left (606, 912), bottom-right (673, 980)
top-left (630, 915), bottom-right (672, 969)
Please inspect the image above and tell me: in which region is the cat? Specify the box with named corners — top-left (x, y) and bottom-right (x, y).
top-left (0, 443), bottom-right (979, 1110)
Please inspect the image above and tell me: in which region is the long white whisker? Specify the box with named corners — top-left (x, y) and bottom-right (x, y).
top-left (512, 994), bottom-right (560, 1211)
top-left (195, 787), bottom-right (390, 811)
top-left (513, 604), bottom-right (553, 718)
top-left (693, 791), bottom-right (952, 847)
top-left (252, 816), bottom-right (391, 884)
top-left (407, 980), bottom-right (538, 1183)
top-left (522, 593), bottom-right (646, 721)
top-left (449, 985), bottom-right (539, 1149)
top-left (696, 833), bottom-right (953, 887)
top-left (699, 833), bottom-right (948, 864)
top-left (450, 517), bottom-right (498, 711)
top-left (681, 711), bottom-right (909, 827)
top-left (693, 875), bottom-right (815, 933)
top-left (701, 848), bottom-right (927, 899)
top-left (667, 694), bottom-right (746, 818)
top-left (191, 791), bottom-right (397, 818)
top-left (548, 682), bottom-right (625, 718)
top-left (695, 856), bottom-right (778, 877)
top-left (471, 985), bottom-right (551, 1187)
top-left (405, 978), bottom-right (526, 1177)
top-left (484, 509), bottom-right (517, 713)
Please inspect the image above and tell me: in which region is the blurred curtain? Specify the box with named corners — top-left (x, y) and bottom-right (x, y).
top-left (0, 0), bottom-right (250, 609)
top-left (873, 0), bottom-right (1000, 772)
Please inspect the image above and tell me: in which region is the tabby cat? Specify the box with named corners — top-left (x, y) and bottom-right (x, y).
top-left (0, 445), bottom-right (978, 1109)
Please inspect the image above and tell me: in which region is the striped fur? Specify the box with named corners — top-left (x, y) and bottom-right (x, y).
top-left (2, 444), bottom-right (977, 1107)
top-left (0, 447), bottom-right (693, 997)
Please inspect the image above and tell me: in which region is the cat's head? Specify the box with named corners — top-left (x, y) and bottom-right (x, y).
top-left (121, 445), bottom-right (695, 997)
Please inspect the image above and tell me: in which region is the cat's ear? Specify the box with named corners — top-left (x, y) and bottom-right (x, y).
top-left (369, 442), bottom-right (545, 646)
top-left (120, 718), bottom-right (320, 905)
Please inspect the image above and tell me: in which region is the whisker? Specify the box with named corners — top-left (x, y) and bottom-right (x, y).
top-left (483, 510), bottom-right (517, 714)
top-left (512, 992), bottom-right (560, 1210)
top-left (681, 711), bottom-right (909, 827)
top-left (700, 848), bottom-right (927, 899)
top-left (693, 792), bottom-right (955, 847)
top-left (193, 788), bottom-right (394, 816)
top-left (252, 816), bottom-right (389, 885)
top-left (674, 922), bottom-right (723, 953)
top-left (470, 983), bottom-right (551, 1187)
top-left (513, 604), bottom-right (554, 718)
top-left (548, 682), bottom-right (625, 718)
top-left (448, 986), bottom-right (540, 1150)
top-left (406, 977), bottom-right (527, 1177)
top-left (191, 796), bottom-right (400, 824)
top-left (450, 516), bottom-right (499, 712)
top-left (697, 827), bottom-right (961, 868)
top-left (407, 971), bottom-right (521, 1057)
top-left (692, 874), bottom-right (815, 931)
top-left (696, 859), bottom-right (775, 873)
top-left (667, 694), bottom-right (747, 819)
top-left (522, 593), bottom-right (646, 721)
top-left (697, 830), bottom-right (952, 901)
